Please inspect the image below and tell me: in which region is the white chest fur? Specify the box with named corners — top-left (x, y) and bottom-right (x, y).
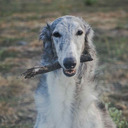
top-left (47, 69), bottom-right (76, 128)
top-left (43, 69), bottom-right (103, 128)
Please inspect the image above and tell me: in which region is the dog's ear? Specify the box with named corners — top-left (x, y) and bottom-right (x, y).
top-left (80, 19), bottom-right (96, 63)
top-left (82, 21), bottom-right (95, 54)
top-left (39, 23), bottom-right (57, 63)
top-left (85, 26), bottom-right (94, 44)
top-left (80, 18), bottom-right (94, 44)
top-left (39, 23), bottom-right (52, 46)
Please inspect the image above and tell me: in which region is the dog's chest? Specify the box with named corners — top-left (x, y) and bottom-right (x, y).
top-left (46, 70), bottom-right (76, 127)
top-left (45, 71), bottom-right (101, 128)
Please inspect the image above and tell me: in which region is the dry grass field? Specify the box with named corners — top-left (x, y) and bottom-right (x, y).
top-left (0, 0), bottom-right (128, 127)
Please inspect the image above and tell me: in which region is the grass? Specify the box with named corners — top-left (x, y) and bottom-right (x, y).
top-left (0, 37), bottom-right (25, 47)
top-left (83, 0), bottom-right (97, 5)
top-left (107, 104), bottom-right (128, 128)
top-left (0, 0), bottom-right (128, 17)
top-left (0, 63), bottom-right (14, 73)
top-left (0, 49), bottom-right (19, 61)
top-left (0, 78), bottom-right (22, 104)
top-left (95, 35), bottom-right (128, 62)
top-left (0, 124), bottom-right (33, 128)
top-left (0, 0), bottom-right (128, 127)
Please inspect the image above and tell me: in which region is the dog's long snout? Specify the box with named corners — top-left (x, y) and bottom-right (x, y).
top-left (63, 57), bottom-right (76, 69)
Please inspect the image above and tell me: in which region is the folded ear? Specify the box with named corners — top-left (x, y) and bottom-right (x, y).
top-left (82, 20), bottom-right (97, 76)
top-left (39, 23), bottom-right (52, 42)
top-left (80, 19), bottom-right (96, 64)
top-left (85, 27), bottom-right (94, 43)
top-left (81, 22), bottom-right (94, 55)
top-left (39, 23), bottom-right (57, 63)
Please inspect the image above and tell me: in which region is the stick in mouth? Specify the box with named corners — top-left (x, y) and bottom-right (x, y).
top-left (22, 53), bottom-right (93, 79)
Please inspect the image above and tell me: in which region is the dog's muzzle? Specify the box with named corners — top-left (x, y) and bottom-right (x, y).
top-left (63, 57), bottom-right (76, 77)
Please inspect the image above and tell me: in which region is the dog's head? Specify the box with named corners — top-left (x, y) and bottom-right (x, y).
top-left (40, 16), bottom-right (94, 77)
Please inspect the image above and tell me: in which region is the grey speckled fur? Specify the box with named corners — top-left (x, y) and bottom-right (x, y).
top-left (34, 16), bottom-right (116, 128)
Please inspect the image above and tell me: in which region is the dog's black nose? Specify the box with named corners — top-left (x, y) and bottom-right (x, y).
top-left (63, 57), bottom-right (76, 69)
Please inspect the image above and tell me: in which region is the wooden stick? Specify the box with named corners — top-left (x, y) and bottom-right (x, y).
top-left (22, 54), bottom-right (93, 79)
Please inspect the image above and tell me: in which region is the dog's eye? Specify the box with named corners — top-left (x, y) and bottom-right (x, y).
top-left (52, 32), bottom-right (61, 38)
top-left (76, 30), bottom-right (83, 36)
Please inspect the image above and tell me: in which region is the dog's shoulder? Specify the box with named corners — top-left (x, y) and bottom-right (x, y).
top-left (34, 74), bottom-right (50, 114)
top-left (35, 74), bottom-right (48, 96)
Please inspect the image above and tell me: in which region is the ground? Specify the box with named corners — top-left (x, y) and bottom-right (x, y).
top-left (0, 0), bottom-right (128, 127)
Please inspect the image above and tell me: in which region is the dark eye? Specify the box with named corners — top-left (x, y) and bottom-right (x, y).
top-left (76, 30), bottom-right (83, 36)
top-left (52, 32), bottom-right (61, 38)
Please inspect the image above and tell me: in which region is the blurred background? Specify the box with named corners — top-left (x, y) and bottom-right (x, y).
top-left (0, 0), bottom-right (128, 127)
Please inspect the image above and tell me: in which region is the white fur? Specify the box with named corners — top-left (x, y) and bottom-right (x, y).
top-left (35, 69), bottom-right (104, 128)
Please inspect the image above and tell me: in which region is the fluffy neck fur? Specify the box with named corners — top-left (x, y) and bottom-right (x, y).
top-left (46, 62), bottom-right (98, 128)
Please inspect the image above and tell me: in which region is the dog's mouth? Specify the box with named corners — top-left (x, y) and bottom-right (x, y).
top-left (63, 69), bottom-right (76, 77)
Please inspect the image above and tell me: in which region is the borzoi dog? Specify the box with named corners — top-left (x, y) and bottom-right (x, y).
top-left (34, 16), bottom-right (116, 128)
